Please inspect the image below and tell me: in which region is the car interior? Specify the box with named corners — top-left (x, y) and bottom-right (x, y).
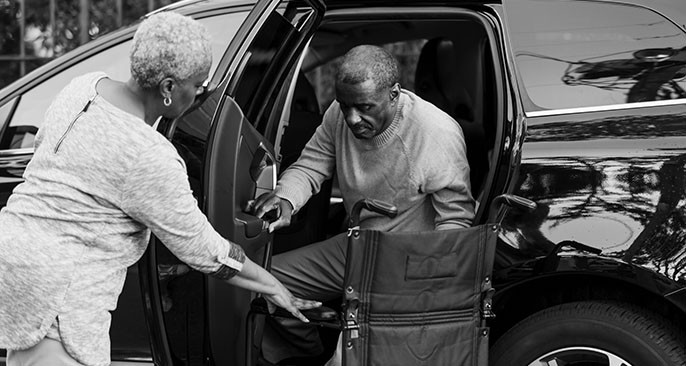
top-left (263, 13), bottom-right (500, 363)
top-left (272, 15), bottom-right (499, 250)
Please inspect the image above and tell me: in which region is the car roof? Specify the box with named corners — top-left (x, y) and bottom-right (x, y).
top-left (323, 0), bottom-right (500, 7)
top-left (145, 0), bottom-right (255, 17)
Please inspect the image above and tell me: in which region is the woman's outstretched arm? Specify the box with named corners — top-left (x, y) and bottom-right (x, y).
top-left (226, 257), bottom-right (321, 323)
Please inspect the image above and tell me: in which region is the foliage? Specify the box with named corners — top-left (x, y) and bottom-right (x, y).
top-left (0, 0), bottom-right (179, 89)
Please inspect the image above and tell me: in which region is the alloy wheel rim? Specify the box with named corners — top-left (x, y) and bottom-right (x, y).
top-left (527, 346), bottom-right (632, 366)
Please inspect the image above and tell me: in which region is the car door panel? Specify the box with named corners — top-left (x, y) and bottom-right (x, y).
top-left (204, 96), bottom-right (275, 366)
top-left (202, 1), bottom-right (324, 364)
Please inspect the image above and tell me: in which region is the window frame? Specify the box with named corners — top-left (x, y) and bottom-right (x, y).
top-left (504, 0), bottom-right (686, 117)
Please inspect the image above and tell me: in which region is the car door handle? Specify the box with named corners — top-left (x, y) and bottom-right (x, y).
top-left (235, 212), bottom-right (268, 238)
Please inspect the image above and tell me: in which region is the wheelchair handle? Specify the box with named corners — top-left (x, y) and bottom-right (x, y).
top-left (349, 198), bottom-right (398, 228)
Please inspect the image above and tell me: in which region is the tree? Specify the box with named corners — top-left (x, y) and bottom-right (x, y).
top-left (0, 0), bottom-right (179, 89)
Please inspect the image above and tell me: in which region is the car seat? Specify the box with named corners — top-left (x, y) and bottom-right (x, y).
top-left (274, 73), bottom-right (333, 254)
top-left (414, 37), bottom-right (490, 195)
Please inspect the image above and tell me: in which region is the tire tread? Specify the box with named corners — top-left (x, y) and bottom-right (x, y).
top-left (490, 300), bottom-right (686, 366)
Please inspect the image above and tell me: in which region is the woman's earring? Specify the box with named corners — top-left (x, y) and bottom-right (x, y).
top-left (164, 97), bottom-right (172, 107)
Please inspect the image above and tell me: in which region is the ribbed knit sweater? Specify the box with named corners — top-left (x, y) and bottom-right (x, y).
top-left (0, 72), bottom-right (245, 365)
top-left (275, 89), bottom-right (474, 232)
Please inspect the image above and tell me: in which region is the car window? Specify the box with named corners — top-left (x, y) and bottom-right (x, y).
top-left (506, 0), bottom-right (686, 111)
top-left (0, 11), bottom-right (247, 151)
top-left (6, 41), bottom-right (131, 151)
top-left (0, 98), bottom-right (17, 149)
top-left (229, 2), bottom-right (322, 133)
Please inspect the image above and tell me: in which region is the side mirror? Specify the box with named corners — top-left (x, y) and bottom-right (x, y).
top-left (633, 48), bottom-right (676, 62)
top-left (490, 194), bottom-right (537, 213)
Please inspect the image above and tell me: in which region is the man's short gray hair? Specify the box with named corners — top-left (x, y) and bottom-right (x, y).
top-left (336, 45), bottom-right (399, 90)
top-left (130, 12), bottom-right (212, 89)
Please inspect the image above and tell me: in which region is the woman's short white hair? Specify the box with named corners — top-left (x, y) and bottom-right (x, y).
top-left (130, 12), bottom-right (212, 89)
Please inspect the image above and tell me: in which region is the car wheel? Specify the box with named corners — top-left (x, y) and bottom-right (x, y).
top-left (490, 300), bottom-right (686, 366)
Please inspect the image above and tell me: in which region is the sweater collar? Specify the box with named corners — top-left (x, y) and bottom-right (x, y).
top-left (366, 92), bottom-right (405, 148)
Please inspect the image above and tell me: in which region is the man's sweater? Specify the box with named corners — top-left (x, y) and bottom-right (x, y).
top-left (276, 89), bottom-right (475, 232)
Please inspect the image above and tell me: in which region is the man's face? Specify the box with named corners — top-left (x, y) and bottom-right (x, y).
top-left (335, 79), bottom-right (399, 139)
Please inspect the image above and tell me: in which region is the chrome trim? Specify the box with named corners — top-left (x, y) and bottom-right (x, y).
top-left (525, 99), bottom-right (686, 118)
top-left (144, 0), bottom-right (206, 17)
top-left (529, 346), bottom-right (632, 366)
top-left (1, 358), bottom-right (153, 366)
top-left (0, 148), bottom-right (34, 157)
top-left (257, 141), bottom-right (277, 191)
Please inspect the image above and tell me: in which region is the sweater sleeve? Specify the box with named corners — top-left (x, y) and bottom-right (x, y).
top-left (121, 143), bottom-right (245, 280)
top-left (424, 123), bottom-right (475, 230)
top-left (274, 105), bottom-right (338, 212)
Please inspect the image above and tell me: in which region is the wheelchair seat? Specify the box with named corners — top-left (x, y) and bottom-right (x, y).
top-left (246, 221), bottom-right (498, 366)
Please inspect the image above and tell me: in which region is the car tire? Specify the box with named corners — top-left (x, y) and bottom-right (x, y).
top-left (490, 300), bottom-right (686, 366)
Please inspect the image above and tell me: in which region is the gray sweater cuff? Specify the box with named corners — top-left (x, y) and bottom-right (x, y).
top-left (211, 243), bottom-right (246, 280)
top-left (274, 186), bottom-right (302, 213)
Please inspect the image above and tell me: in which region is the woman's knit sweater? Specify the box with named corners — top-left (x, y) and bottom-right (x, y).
top-left (0, 72), bottom-right (245, 365)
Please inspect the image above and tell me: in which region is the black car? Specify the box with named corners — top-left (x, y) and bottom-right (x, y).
top-left (1, 0), bottom-right (686, 364)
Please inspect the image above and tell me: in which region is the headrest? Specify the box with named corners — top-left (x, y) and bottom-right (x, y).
top-left (415, 38), bottom-right (473, 121)
top-left (293, 73), bottom-right (320, 114)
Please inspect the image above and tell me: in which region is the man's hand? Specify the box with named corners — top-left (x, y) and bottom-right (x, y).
top-left (246, 192), bottom-right (294, 232)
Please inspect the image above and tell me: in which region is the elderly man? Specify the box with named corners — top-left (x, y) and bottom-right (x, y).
top-left (252, 44), bottom-right (475, 364)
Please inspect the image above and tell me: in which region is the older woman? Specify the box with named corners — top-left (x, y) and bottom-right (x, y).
top-left (0, 12), bottom-right (319, 366)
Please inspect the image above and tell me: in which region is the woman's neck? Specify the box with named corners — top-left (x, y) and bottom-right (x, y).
top-left (125, 79), bottom-right (162, 126)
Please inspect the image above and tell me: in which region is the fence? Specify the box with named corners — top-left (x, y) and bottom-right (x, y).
top-left (0, 0), bottom-right (179, 89)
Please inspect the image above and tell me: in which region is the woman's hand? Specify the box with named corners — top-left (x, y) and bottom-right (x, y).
top-left (225, 256), bottom-right (320, 323)
top-left (263, 281), bottom-right (322, 323)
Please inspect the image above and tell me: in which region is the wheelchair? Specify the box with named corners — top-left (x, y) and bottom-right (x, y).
top-left (246, 194), bottom-right (535, 366)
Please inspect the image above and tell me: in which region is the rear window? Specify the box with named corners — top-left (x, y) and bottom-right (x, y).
top-left (506, 0), bottom-right (686, 111)
top-left (0, 11), bottom-right (247, 150)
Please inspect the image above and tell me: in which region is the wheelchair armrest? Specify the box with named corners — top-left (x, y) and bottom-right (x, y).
top-left (249, 297), bottom-right (341, 326)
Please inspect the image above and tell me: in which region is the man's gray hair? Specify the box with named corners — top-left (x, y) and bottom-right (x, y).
top-left (336, 45), bottom-right (399, 90)
top-left (129, 12), bottom-right (212, 89)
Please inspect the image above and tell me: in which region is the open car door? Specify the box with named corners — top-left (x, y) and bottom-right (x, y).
top-left (138, 0), bottom-right (325, 365)
top-left (205, 1), bottom-right (325, 364)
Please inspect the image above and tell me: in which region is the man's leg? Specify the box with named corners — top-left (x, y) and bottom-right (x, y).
top-left (261, 232), bottom-right (348, 364)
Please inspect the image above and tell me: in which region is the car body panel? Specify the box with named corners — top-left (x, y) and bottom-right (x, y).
top-left (499, 0), bottom-right (686, 292)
